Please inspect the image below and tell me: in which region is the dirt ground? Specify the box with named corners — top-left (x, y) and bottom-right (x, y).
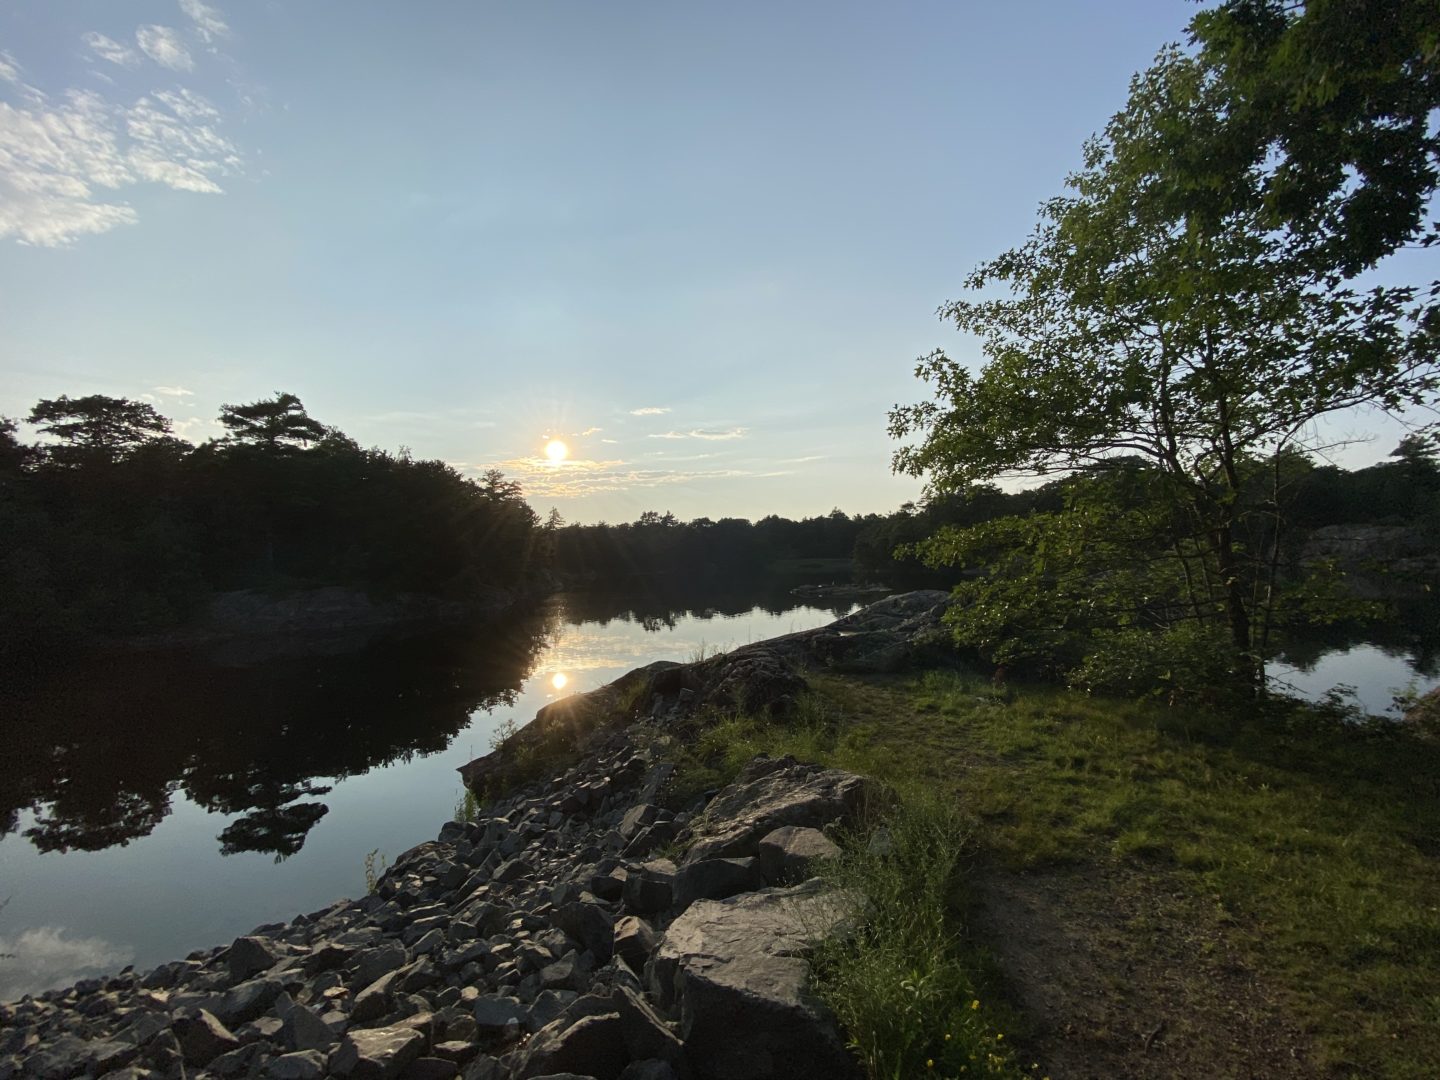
top-left (968, 862), bottom-right (1316, 1080)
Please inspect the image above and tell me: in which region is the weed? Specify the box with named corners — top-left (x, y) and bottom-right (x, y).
top-left (454, 787), bottom-right (480, 824)
top-left (362, 849), bottom-right (388, 895)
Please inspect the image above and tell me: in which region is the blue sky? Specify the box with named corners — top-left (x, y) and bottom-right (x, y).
top-left (0, 1), bottom-right (1418, 522)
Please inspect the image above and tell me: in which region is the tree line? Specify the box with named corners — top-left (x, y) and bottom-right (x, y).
top-left (0, 392), bottom-right (543, 655)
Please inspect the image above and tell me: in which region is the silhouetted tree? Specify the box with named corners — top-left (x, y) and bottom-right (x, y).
top-left (219, 391), bottom-right (328, 450)
top-left (28, 395), bottom-right (172, 465)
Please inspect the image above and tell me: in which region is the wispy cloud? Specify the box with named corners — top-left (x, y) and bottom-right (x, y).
top-left (648, 428), bottom-right (748, 441)
top-left (82, 33), bottom-right (139, 68)
top-left (0, 926), bottom-right (131, 1001)
top-left (153, 385), bottom-right (195, 397)
top-left (179, 0), bottom-right (230, 45)
top-left (0, 60), bottom-right (241, 245)
top-left (628, 406), bottom-right (671, 416)
top-left (474, 455), bottom-right (773, 499)
top-left (136, 25), bottom-right (194, 72)
top-left (577, 426), bottom-right (603, 436)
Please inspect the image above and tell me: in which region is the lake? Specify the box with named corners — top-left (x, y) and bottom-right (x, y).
top-left (0, 583), bottom-right (859, 1000)
top-left (1, 584), bottom-right (1435, 1000)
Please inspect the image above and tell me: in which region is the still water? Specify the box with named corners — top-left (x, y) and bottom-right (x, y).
top-left (0, 585), bottom-right (858, 1000)
top-left (2, 585), bottom-right (1434, 1000)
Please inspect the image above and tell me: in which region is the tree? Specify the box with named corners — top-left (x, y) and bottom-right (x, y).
top-left (1188, 0), bottom-right (1440, 275)
top-left (890, 42), bottom-right (1438, 686)
top-left (218, 391), bottom-right (328, 450)
top-left (28, 395), bottom-right (173, 464)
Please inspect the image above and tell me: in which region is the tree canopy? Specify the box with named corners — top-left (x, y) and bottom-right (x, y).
top-left (219, 391), bottom-right (329, 450)
top-left (890, 8), bottom-right (1439, 686)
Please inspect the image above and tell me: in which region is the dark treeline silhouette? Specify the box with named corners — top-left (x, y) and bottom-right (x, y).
top-left (0, 392), bottom-right (543, 657)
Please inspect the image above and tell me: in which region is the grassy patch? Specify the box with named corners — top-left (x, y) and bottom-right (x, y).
top-left (786, 668), bottom-right (1440, 1079)
top-left (812, 791), bottom-right (1027, 1080)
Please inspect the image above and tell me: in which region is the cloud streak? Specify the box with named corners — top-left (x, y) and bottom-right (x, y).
top-left (82, 33), bottom-right (139, 68)
top-left (0, 926), bottom-right (132, 1001)
top-left (179, 0), bottom-right (230, 45)
top-left (474, 455), bottom-right (779, 499)
top-left (648, 428), bottom-right (748, 441)
top-left (136, 26), bottom-right (194, 72)
top-left (628, 406), bottom-right (670, 416)
top-left (0, 62), bottom-right (240, 245)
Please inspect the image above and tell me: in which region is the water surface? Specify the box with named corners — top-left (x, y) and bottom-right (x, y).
top-left (0, 585), bottom-right (856, 999)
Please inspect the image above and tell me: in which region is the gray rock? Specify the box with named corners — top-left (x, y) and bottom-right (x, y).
top-left (683, 758), bottom-right (876, 866)
top-left (472, 997), bottom-right (528, 1042)
top-left (622, 860), bottom-right (675, 916)
top-left (282, 1001), bottom-right (337, 1052)
top-left (516, 1012), bottom-right (627, 1080)
top-left (620, 1061), bottom-right (677, 1080)
top-left (228, 936), bottom-right (280, 983)
top-left (204, 976), bottom-right (285, 1026)
top-left (329, 1024), bottom-right (426, 1079)
top-left (618, 804), bottom-right (657, 841)
top-left (649, 882), bottom-right (858, 1080)
top-left (351, 969), bottom-right (402, 1025)
top-left (405, 1057), bottom-right (460, 1080)
top-left (352, 942), bottom-right (408, 988)
top-left (492, 857), bottom-right (533, 883)
top-left (267, 1049), bottom-right (326, 1079)
top-left (538, 955), bottom-right (588, 993)
top-left (756, 826), bottom-right (842, 885)
top-left (554, 901), bottom-right (614, 962)
top-left (672, 857), bottom-right (763, 910)
top-left (612, 917), bottom-right (658, 975)
top-left (172, 1010), bottom-right (242, 1067)
top-left (210, 1040), bottom-right (271, 1078)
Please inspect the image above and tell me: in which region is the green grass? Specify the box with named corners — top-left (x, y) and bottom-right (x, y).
top-left (664, 670), bottom-right (1440, 1079)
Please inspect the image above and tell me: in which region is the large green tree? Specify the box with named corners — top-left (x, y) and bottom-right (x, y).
top-left (890, 31), bottom-right (1438, 685)
top-left (28, 395), bottom-right (173, 464)
top-left (218, 391), bottom-right (328, 450)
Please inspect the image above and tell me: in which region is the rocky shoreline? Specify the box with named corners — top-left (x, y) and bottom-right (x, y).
top-left (1, 593), bottom-right (955, 1080)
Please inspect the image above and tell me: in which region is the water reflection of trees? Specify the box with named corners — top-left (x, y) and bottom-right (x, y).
top-left (0, 609), bottom-right (550, 858)
top-left (554, 578), bottom-right (857, 631)
top-left (1273, 597), bottom-right (1440, 677)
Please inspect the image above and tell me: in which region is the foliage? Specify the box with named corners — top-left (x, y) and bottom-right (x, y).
top-left (0, 390), bottom-right (544, 653)
top-left (812, 793), bottom-right (1024, 1080)
top-left (890, 34), bottom-right (1438, 685)
top-left (363, 848), bottom-right (388, 895)
top-left (28, 394), bottom-right (174, 465)
top-left (219, 391), bottom-right (329, 450)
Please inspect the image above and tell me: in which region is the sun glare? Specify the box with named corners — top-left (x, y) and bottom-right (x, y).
top-left (550, 672), bottom-right (569, 690)
top-left (544, 439), bottom-right (569, 462)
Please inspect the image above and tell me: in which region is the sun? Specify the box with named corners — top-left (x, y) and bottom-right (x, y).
top-left (544, 439), bottom-right (569, 462)
top-left (550, 672), bottom-right (568, 690)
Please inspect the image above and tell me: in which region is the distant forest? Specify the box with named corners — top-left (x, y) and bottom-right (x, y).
top-left (2, 390), bottom-right (1436, 654)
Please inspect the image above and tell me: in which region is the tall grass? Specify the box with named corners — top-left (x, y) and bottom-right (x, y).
top-left (812, 792), bottom-right (1024, 1079)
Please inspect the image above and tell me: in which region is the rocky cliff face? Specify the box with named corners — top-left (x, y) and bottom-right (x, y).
top-left (0, 593), bottom-right (955, 1080)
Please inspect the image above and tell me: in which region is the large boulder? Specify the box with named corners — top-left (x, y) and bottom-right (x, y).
top-left (649, 881), bottom-right (858, 1080)
top-left (683, 757), bottom-right (877, 866)
top-left (329, 1025), bottom-right (426, 1079)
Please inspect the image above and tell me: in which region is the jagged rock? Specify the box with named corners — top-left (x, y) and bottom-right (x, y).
top-left (433, 1040), bottom-right (481, 1065)
top-left (472, 997), bottom-right (528, 1043)
top-left (267, 1049), bottom-right (326, 1079)
top-left (612, 917), bottom-right (658, 975)
top-left (515, 1011), bottom-right (628, 1080)
top-left (672, 858), bottom-right (763, 910)
top-left (622, 861), bottom-right (675, 916)
top-left (351, 969), bottom-right (402, 1025)
top-left (211, 1041), bottom-right (270, 1078)
top-left (649, 882), bottom-right (857, 1080)
top-left (329, 1024), bottom-right (426, 1079)
top-left (756, 826), bottom-right (842, 885)
top-left (554, 900), bottom-right (615, 962)
top-left (621, 1061), bottom-right (678, 1080)
top-left (406, 1058), bottom-right (460, 1080)
top-left (228, 936), bottom-right (279, 983)
top-left (684, 757), bottom-right (876, 866)
top-left (172, 1009), bottom-right (242, 1067)
top-left (619, 805), bottom-right (657, 841)
top-left (204, 975), bottom-right (286, 1026)
top-left (282, 1001), bottom-right (337, 1052)
top-left (353, 942), bottom-right (408, 988)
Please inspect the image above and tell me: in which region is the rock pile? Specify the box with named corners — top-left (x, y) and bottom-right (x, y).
top-left (1, 743), bottom-right (875, 1080)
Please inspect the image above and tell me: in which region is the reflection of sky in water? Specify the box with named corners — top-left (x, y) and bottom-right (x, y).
top-left (1268, 644), bottom-right (1440, 716)
top-left (0, 596), bottom-right (853, 999)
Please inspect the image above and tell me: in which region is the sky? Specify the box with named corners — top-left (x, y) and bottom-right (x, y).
top-left (0, 1), bottom-right (1424, 523)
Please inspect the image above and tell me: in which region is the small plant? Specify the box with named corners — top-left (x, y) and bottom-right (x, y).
top-left (362, 849), bottom-right (388, 895)
top-left (454, 787), bottom-right (480, 824)
top-left (489, 716), bottom-right (520, 752)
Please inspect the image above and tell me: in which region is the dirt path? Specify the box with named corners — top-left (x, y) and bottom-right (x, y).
top-left (968, 862), bottom-right (1315, 1079)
